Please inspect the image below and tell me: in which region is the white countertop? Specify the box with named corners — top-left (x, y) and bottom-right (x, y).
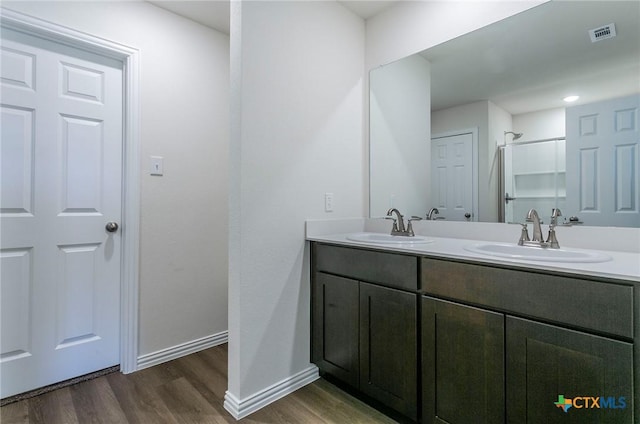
top-left (307, 232), bottom-right (640, 282)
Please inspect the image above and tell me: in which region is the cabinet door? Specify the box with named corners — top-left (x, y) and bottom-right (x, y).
top-left (422, 297), bottom-right (505, 424)
top-left (312, 272), bottom-right (359, 387)
top-left (359, 282), bottom-right (417, 420)
top-left (507, 316), bottom-right (633, 424)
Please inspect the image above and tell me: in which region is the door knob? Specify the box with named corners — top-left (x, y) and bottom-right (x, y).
top-left (105, 222), bottom-right (119, 233)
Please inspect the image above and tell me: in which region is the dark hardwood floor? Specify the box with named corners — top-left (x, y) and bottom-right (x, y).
top-left (1, 344), bottom-right (397, 423)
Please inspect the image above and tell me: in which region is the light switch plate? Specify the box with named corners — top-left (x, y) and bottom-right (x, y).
top-left (150, 156), bottom-right (163, 176)
top-left (325, 193), bottom-right (334, 212)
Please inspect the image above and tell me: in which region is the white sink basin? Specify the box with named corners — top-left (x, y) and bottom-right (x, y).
top-left (346, 232), bottom-right (434, 245)
top-left (464, 243), bottom-right (612, 263)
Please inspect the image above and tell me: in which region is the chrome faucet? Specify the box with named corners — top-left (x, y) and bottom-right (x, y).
top-left (526, 209), bottom-right (544, 243)
top-left (386, 208), bottom-right (416, 236)
top-left (518, 208), bottom-right (562, 248)
top-left (426, 208), bottom-right (439, 220)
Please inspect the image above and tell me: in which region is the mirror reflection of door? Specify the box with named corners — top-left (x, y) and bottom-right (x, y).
top-left (503, 139), bottom-right (566, 224)
top-left (566, 94), bottom-right (640, 228)
top-left (430, 132), bottom-right (474, 221)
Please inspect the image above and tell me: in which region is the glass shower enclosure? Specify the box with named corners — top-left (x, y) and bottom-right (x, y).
top-left (499, 138), bottom-right (566, 224)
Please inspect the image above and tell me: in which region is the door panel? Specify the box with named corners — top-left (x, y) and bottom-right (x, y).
top-left (61, 116), bottom-right (104, 213)
top-left (1, 28), bottom-right (123, 398)
top-left (0, 106), bottom-right (34, 214)
top-left (0, 249), bottom-right (32, 361)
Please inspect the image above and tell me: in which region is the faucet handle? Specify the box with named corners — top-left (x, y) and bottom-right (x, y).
top-left (405, 216), bottom-right (422, 237)
top-left (517, 223), bottom-right (530, 245)
top-left (385, 216), bottom-right (399, 232)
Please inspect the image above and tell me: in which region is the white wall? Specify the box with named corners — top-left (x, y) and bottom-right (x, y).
top-left (513, 107), bottom-right (565, 142)
top-left (2, 2), bottom-right (230, 357)
top-left (229, 0), bottom-right (364, 404)
top-left (370, 54), bottom-right (431, 218)
top-left (432, 101), bottom-right (487, 136)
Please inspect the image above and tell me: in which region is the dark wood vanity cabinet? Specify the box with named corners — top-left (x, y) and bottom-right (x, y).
top-left (421, 257), bottom-right (635, 424)
top-left (311, 243), bottom-right (636, 423)
top-left (311, 243), bottom-right (418, 420)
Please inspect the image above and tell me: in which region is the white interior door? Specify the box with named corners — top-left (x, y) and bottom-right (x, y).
top-left (1, 27), bottom-right (123, 398)
top-left (566, 94), bottom-right (640, 227)
top-left (430, 133), bottom-right (474, 221)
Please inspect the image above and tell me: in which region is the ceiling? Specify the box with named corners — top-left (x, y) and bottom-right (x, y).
top-left (146, 1), bottom-right (399, 35)
top-left (147, 1), bottom-right (639, 117)
top-left (339, 1), bottom-right (400, 19)
top-left (422, 1), bottom-right (640, 114)
top-left (146, 1), bottom-right (231, 34)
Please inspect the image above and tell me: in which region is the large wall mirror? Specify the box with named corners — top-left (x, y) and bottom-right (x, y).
top-left (369, 1), bottom-right (640, 227)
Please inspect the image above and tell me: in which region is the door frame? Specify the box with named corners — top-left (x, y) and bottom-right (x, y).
top-left (1, 8), bottom-right (140, 374)
top-left (431, 127), bottom-right (479, 221)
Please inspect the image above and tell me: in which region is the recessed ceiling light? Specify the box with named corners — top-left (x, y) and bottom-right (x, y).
top-left (563, 95), bottom-right (580, 103)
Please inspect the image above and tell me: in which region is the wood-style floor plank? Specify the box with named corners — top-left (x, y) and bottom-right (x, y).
top-left (171, 351), bottom-right (229, 406)
top-left (156, 376), bottom-right (228, 424)
top-left (106, 370), bottom-right (176, 424)
top-left (1, 344), bottom-right (398, 423)
top-left (0, 396), bottom-right (29, 424)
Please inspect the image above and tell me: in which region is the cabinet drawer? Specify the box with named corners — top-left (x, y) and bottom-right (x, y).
top-left (315, 244), bottom-right (418, 291)
top-left (421, 258), bottom-right (633, 339)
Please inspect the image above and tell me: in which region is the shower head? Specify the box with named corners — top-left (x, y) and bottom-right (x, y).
top-left (504, 131), bottom-right (523, 140)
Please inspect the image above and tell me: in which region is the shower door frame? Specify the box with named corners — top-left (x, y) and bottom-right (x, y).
top-left (498, 137), bottom-right (566, 223)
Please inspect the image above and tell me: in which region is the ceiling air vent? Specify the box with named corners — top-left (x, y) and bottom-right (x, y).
top-left (589, 24), bottom-right (616, 43)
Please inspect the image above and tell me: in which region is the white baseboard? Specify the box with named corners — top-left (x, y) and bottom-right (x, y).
top-left (223, 365), bottom-right (319, 420)
top-left (136, 331), bottom-right (228, 370)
